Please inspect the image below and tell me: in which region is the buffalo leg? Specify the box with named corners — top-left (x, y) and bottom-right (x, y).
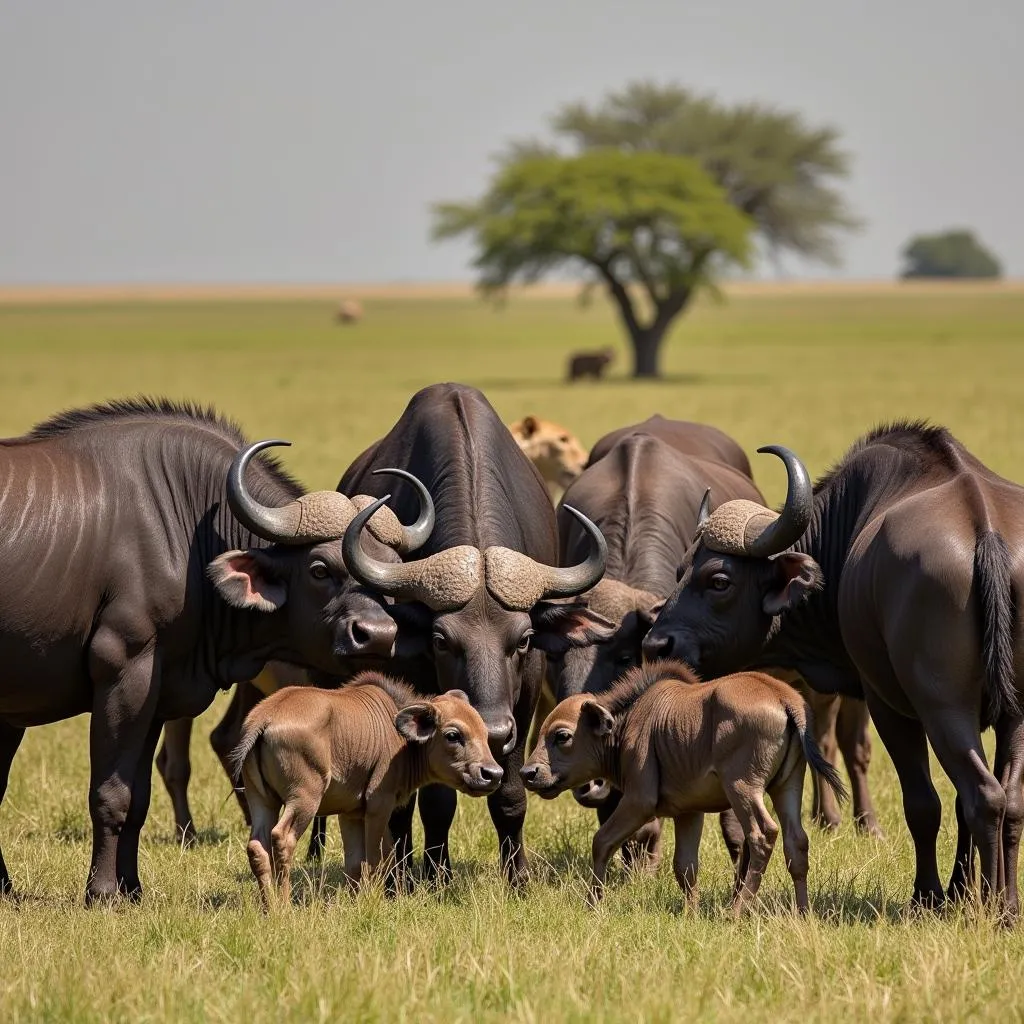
top-left (599, 792), bottom-right (661, 873)
top-left (306, 816), bottom-right (329, 862)
top-left (921, 712), bottom-right (1005, 907)
top-left (388, 793), bottom-right (417, 891)
top-left (0, 722), bottom-right (25, 896)
top-left (719, 808), bottom-right (746, 867)
top-left (836, 697), bottom-right (882, 837)
top-left (994, 714), bottom-right (1024, 919)
top-left (863, 690), bottom-right (944, 907)
top-left (946, 796), bottom-right (976, 902)
top-left (85, 633), bottom-right (161, 905)
top-left (210, 684), bottom-right (261, 825)
top-left (672, 812), bottom-right (704, 907)
top-left (588, 794), bottom-right (658, 905)
top-left (803, 690), bottom-right (842, 831)
top-left (115, 718), bottom-right (163, 898)
top-left (420, 784), bottom-right (457, 884)
top-left (156, 717), bottom-right (196, 844)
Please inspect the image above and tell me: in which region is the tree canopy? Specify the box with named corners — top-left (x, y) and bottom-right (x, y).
top-left (901, 230), bottom-right (1002, 280)
top-left (433, 82), bottom-right (858, 377)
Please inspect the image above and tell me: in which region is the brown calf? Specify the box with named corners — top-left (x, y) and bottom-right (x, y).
top-left (233, 672), bottom-right (502, 908)
top-left (522, 660), bottom-right (846, 913)
top-left (567, 348), bottom-right (615, 382)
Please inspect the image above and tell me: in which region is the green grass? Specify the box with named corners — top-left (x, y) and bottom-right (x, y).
top-left (3, 287), bottom-right (1024, 1022)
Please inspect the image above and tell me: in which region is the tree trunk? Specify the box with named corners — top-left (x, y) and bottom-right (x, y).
top-left (631, 326), bottom-right (667, 379)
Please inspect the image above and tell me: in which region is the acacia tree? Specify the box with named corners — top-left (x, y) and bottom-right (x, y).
top-left (433, 82), bottom-right (859, 378)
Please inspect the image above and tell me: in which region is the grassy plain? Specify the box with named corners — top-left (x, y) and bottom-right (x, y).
top-left (2, 285), bottom-right (1024, 1022)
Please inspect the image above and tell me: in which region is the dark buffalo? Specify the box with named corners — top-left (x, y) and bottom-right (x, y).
top-left (339, 383), bottom-right (608, 883)
top-left (0, 399), bottom-right (432, 902)
top-left (644, 423), bottom-right (1024, 913)
top-left (584, 414), bottom-right (753, 478)
top-left (547, 419), bottom-right (765, 866)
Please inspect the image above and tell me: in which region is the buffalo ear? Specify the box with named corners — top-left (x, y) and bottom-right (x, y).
top-left (446, 689), bottom-right (470, 704)
top-left (530, 601), bottom-right (619, 656)
top-left (580, 700), bottom-right (614, 738)
top-left (763, 552), bottom-right (823, 616)
top-left (636, 600), bottom-right (666, 631)
top-left (208, 550), bottom-right (287, 613)
top-left (395, 703), bottom-right (439, 744)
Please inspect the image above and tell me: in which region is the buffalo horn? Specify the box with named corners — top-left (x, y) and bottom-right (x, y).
top-left (744, 446), bottom-right (813, 558)
top-left (370, 468), bottom-right (435, 554)
top-left (696, 488), bottom-right (712, 530)
top-left (537, 506), bottom-right (608, 598)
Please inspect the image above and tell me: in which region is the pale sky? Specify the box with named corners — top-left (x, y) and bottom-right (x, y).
top-left (2, 0), bottom-right (1020, 284)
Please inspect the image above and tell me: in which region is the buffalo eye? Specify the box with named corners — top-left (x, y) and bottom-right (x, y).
top-left (309, 560), bottom-right (330, 581)
top-left (432, 633), bottom-right (450, 654)
top-left (554, 729), bottom-right (573, 746)
top-left (516, 632), bottom-right (533, 655)
top-left (708, 572), bottom-right (731, 592)
top-left (443, 728), bottom-right (462, 745)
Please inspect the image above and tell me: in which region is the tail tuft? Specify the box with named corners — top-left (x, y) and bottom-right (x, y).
top-left (786, 699), bottom-right (849, 805)
top-left (975, 531), bottom-right (1021, 722)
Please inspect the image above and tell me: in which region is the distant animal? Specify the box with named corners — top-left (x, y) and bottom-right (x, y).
top-left (522, 660), bottom-right (847, 912)
top-left (234, 673), bottom-right (501, 908)
top-left (335, 300), bottom-right (363, 324)
top-left (508, 415), bottom-right (588, 493)
top-left (567, 347), bottom-right (615, 382)
top-left (0, 398), bottom-right (432, 903)
top-left (644, 424), bottom-right (1024, 915)
top-left (338, 383), bottom-right (608, 885)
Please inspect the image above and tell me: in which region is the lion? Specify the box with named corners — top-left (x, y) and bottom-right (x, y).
top-left (508, 415), bottom-right (588, 495)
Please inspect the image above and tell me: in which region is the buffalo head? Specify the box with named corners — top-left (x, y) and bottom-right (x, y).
top-left (207, 440), bottom-right (434, 675)
top-left (643, 446), bottom-right (823, 678)
top-left (342, 497), bottom-right (610, 755)
top-left (546, 578), bottom-right (664, 702)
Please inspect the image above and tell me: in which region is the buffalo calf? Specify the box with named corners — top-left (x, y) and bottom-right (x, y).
top-left (522, 660), bottom-right (846, 913)
top-left (234, 672), bottom-right (502, 908)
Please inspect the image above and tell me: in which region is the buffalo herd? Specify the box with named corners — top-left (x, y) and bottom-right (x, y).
top-left (2, 383), bottom-right (1023, 918)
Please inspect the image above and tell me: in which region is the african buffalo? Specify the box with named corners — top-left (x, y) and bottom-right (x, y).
top-left (546, 418), bottom-right (767, 866)
top-left (338, 383), bottom-right (608, 883)
top-left (644, 423), bottom-right (1024, 913)
top-left (0, 398), bottom-right (431, 902)
top-left (567, 348), bottom-right (615, 382)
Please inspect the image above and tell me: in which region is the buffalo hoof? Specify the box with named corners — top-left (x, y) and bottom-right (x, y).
top-left (854, 815), bottom-right (884, 839)
top-left (811, 812), bottom-right (841, 833)
top-left (177, 822), bottom-right (198, 848)
top-left (909, 886), bottom-right (945, 913)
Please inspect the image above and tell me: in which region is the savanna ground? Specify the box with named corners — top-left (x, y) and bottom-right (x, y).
top-left (2, 284), bottom-right (1024, 1022)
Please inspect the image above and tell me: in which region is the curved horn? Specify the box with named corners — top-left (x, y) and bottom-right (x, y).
top-left (343, 495), bottom-right (481, 609)
top-left (371, 468), bottom-right (435, 554)
top-left (227, 439), bottom-right (304, 542)
top-left (696, 488), bottom-right (712, 530)
top-left (539, 506), bottom-right (608, 598)
top-left (745, 446), bottom-right (814, 558)
top-left (343, 496), bottom-right (404, 594)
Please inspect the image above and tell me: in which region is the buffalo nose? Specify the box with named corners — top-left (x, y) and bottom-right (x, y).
top-left (345, 617), bottom-right (397, 656)
top-left (520, 764), bottom-right (539, 783)
top-left (642, 631), bottom-right (674, 661)
top-left (488, 718), bottom-right (517, 756)
top-left (480, 764), bottom-right (504, 785)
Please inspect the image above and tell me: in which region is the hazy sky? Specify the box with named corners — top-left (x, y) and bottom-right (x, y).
top-left (2, 0), bottom-right (1020, 284)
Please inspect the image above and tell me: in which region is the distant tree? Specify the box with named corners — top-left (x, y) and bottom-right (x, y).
top-left (433, 82), bottom-right (859, 378)
top-left (901, 230), bottom-right (1002, 280)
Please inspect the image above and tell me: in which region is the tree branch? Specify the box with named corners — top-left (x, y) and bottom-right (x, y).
top-left (592, 257), bottom-right (642, 339)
